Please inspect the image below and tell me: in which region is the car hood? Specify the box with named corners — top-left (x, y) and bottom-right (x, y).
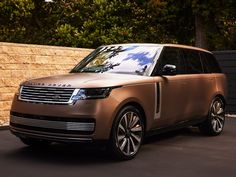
top-left (22, 73), bottom-right (154, 88)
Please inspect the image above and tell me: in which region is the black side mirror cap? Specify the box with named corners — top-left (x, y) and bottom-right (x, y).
top-left (162, 64), bottom-right (177, 75)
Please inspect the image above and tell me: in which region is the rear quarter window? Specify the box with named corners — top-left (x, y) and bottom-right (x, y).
top-left (200, 52), bottom-right (222, 73)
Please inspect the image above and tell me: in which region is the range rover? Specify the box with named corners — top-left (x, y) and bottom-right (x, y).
top-left (10, 44), bottom-right (227, 160)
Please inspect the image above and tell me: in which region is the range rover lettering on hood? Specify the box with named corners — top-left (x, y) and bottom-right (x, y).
top-left (25, 81), bottom-right (72, 87)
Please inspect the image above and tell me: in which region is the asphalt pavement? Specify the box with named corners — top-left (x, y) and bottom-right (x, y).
top-left (0, 118), bottom-right (236, 177)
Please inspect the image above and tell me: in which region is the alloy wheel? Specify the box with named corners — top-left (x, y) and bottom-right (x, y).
top-left (210, 99), bottom-right (225, 133)
top-left (116, 111), bottom-right (143, 156)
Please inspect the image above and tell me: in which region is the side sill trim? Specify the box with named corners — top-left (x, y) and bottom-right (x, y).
top-left (146, 118), bottom-right (206, 137)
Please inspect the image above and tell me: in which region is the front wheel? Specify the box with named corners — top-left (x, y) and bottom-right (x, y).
top-left (198, 97), bottom-right (225, 136)
top-left (109, 106), bottom-right (145, 160)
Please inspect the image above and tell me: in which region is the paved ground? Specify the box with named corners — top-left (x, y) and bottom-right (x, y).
top-left (0, 118), bottom-right (236, 177)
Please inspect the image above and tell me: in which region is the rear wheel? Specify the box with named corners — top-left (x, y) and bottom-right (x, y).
top-left (109, 106), bottom-right (144, 160)
top-left (20, 137), bottom-right (51, 147)
top-left (199, 97), bottom-right (225, 136)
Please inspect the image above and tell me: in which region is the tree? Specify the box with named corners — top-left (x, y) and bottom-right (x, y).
top-left (0, 0), bottom-right (34, 42)
top-left (0, 0), bottom-right (235, 50)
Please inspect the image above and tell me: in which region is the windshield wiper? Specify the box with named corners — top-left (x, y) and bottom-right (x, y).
top-left (135, 65), bottom-right (147, 75)
top-left (100, 63), bottom-right (120, 73)
top-left (76, 63), bottom-right (120, 73)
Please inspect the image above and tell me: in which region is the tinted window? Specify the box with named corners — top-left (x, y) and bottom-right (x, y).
top-left (200, 52), bottom-right (210, 73)
top-left (183, 49), bottom-right (203, 74)
top-left (200, 52), bottom-right (222, 73)
top-left (153, 47), bottom-right (185, 75)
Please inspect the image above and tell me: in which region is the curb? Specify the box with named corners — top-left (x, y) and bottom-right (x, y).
top-left (0, 125), bottom-right (9, 130)
top-left (226, 114), bottom-right (236, 118)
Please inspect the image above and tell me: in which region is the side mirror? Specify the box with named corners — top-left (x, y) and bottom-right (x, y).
top-left (162, 64), bottom-right (177, 75)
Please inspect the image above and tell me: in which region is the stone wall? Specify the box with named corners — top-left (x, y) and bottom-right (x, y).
top-left (0, 42), bottom-right (93, 125)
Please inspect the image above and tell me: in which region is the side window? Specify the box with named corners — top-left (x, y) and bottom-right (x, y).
top-left (201, 52), bottom-right (222, 73)
top-left (200, 52), bottom-right (210, 73)
top-left (153, 47), bottom-right (185, 75)
top-left (183, 49), bottom-right (203, 74)
top-left (203, 53), bottom-right (222, 73)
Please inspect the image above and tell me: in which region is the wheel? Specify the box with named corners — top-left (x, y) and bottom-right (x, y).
top-left (109, 105), bottom-right (145, 160)
top-left (198, 97), bottom-right (225, 136)
top-left (20, 137), bottom-right (51, 147)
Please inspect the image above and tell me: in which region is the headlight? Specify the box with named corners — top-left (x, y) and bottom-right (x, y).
top-left (16, 85), bottom-right (22, 96)
top-left (71, 87), bottom-right (113, 101)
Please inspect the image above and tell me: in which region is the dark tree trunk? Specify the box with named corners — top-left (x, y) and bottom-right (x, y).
top-left (195, 14), bottom-right (208, 49)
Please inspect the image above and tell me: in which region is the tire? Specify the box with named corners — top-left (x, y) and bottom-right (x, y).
top-left (20, 137), bottom-right (51, 147)
top-left (109, 105), bottom-right (145, 160)
top-left (198, 97), bottom-right (225, 136)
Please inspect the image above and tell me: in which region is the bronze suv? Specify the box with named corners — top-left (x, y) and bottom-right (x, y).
top-left (10, 44), bottom-right (227, 160)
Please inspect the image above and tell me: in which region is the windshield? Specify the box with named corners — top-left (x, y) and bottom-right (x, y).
top-left (70, 45), bottom-right (160, 76)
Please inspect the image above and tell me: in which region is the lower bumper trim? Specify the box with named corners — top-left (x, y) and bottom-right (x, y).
top-left (10, 126), bottom-right (93, 143)
top-left (10, 115), bottom-right (95, 132)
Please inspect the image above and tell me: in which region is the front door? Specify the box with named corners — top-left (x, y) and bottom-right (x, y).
top-left (152, 47), bottom-right (189, 127)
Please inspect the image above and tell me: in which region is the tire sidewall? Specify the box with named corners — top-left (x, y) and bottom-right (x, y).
top-left (109, 105), bottom-right (144, 160)
top-left (207, 97), bottom-right (225, 135)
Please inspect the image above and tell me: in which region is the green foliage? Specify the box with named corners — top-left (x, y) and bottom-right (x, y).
top-left (50, 24), bottom-right (79, 47)
top-left (189, 0), bottom-right (236, 49)
top-left (0, 0), bottom-right (235, 50)
top-left (0, 0), bottom-right (34, 42)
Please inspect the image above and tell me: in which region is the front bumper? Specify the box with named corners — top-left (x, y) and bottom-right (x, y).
top-left (10, 93), bottom-right (120, 142)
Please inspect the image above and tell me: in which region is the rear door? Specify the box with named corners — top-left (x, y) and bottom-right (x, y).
top-left (182, 49), bottom-right (214, 119)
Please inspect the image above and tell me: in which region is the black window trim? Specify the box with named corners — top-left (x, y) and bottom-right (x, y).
top-left (151, 46), bottom-right (222, 76)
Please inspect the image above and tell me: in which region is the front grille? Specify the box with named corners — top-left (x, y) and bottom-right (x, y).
top-left (19, 86), bottom-right (75, 104)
